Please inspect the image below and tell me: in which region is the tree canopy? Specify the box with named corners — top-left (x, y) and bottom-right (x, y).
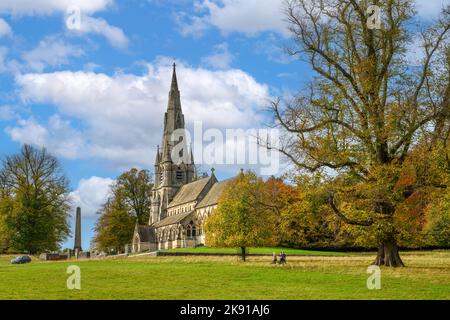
top-left (205, 171), bottom-right (278, 261)
top-left (93, 168), bottom-right (153, 252)
top-left (271, 0), bottom-right (450, 266)
top-left (0, 145), bottom-right (71, 254)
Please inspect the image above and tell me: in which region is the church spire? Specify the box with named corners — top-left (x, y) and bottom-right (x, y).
top-left (149, 64), bottom-right (197, 225)
top-left (161, 62), bottom-right (185, 163)
top-left (167, 63), bottom-right (181, 112)
top-left (170, 63), bottom-right (178, 94)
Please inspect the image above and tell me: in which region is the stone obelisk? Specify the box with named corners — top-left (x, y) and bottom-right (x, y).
top-left (74, 207), bottom-right (82, 253)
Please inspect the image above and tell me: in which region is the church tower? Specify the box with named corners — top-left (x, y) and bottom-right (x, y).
top-left (150, 64), bottom-right (196, 225)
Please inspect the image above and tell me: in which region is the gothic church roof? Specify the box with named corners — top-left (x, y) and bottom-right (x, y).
top-left (152, 211), bottom-right (193, 228)
top-left (196, 180), bottom-right (231, 209)
top-left (168, 175), bottom-right (216, 208)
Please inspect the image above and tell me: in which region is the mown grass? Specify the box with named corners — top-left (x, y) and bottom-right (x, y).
top-left (160, 246), bottom-right (348, 256)
top-left (0, 251), bottom-right (449, 300)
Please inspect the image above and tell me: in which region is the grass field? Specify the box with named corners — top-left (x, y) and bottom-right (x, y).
top-left (0, 250), bottom-right (449, 300)
top-left (160, 246), bottom-right (348, 256)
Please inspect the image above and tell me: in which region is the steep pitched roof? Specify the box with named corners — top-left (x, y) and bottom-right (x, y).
top-left (168, 176), bottom-right (216, 208)
top-left (196, 180), bottom-right (231, 209)
top-left (153, 211), bottom-right (193, 228)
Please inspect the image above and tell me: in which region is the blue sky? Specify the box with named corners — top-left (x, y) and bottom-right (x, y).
top-left (0, 0), bottom-right (447, 250)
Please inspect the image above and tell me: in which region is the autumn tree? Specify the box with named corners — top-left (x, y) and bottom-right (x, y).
top-left (93, 168), bottom-right (153, 252)
top-left (205, 171), bottom-right (278, 261)
top-left (278, 175), bottom-right (338, 247)
top-left (272, 0), bottom-right (450, 266)
top-left (0, 145), bottom-right (71, 254)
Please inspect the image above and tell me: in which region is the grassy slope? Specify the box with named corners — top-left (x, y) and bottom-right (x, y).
top-left (0, 251), bottom-right (449, 300)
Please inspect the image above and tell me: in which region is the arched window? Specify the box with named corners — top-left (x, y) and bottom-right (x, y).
top-left (192, 224), bottom-right (197, 237)
top-left (186, 224), bottom-right (192, 238)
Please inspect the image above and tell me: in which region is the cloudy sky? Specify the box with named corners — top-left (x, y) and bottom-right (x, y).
top-left (0, 0), bottom-right (448, 249)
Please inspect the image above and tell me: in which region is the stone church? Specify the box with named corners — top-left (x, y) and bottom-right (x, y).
top-left (132, 64), bottom-right (229, 253)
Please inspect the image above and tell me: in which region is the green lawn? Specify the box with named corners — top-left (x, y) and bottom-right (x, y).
top-left (160, 246), bottom-right (348, 256)
top-left (0, 251), bottom-right (449, 300)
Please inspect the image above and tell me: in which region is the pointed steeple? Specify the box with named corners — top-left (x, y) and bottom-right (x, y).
top-left (167, 63), bottom-right (181, 112)
top-left (150, 63), bottom-right (197, 225)
top-left (170, 63), bottom-right (179, 94)
top-left (161, 62), bottom-right (185, 163)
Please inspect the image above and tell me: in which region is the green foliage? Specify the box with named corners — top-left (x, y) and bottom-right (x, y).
top-left (113, 168), bottom-right (153, 225)
top-left (205, 171), bottom-right (278, 253)
top-left (0, 145), bottom-right (71, 254)
top-left (425, 187), bottom-right (450, 247)
top-left (430, 215), bottom-right (450, 247)
top-left (93, 168), bottom-right (153, 251)
top-left (93, 195), bottom-right (136, 252)
top-left (278, 175), bottom-right (336, 247)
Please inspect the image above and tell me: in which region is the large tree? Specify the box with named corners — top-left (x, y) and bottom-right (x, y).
top-left (272, 0), bottom-right (450, 266)
top-left (0, 145), bottom-right (71, 254)
top-left (205, 171), bottom-right (278, 261)
top-left (113, 168), bottom-right (153, 225)
top-left (93, 168), bottom-right (153, 252)
top-left (93, 195), bottom-right (136, 253)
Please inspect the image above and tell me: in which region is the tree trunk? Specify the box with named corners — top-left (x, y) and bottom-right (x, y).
top-left (372, 240), bottom-right (405, 267)
top-left (240, 247), bottom-right (246, 262)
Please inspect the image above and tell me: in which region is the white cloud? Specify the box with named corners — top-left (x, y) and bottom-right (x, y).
top-left (22, 36), bottom-right (84, 72)
top-left (70, 176), bottom-right (114, 217)
top-left (201, 42), bottom-right (234, 69)
top-left (179, 0), bottom-right (450, 38)
top-left (0, 18), bottom-right (12, 37)
top-left (6, 118), bottom-right (48, 147)
top-left (76, 15), bottom-right (129, 49)
top-left (0, 0), bottom-right (113, 16)
top-left (0, 1), bottom-right (128, 49)
top-left (12, 58), bottom-right (270, 170)
top-left (179, 0), bottom-right (287, 37)
top-left (5, 115), bottom-right (85, 159)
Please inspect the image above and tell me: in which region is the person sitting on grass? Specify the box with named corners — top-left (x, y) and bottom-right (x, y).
top-left (279, 252), bottom-right (287, 265)
top-left (272, 252), bottom-right (277, 264)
